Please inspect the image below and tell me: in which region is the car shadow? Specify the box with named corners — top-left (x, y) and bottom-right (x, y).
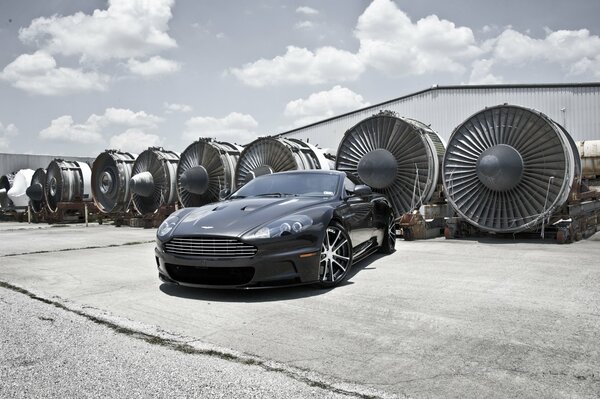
top-left (159, 283), bottom-right (332, 302)
top-left (343, 252), bottom-right (385, 283)
top-left (159, 250), bottom-right (389, 303)
top-left (446, 236), bottom-right (562, 245)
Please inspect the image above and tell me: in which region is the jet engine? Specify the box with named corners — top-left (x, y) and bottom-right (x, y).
top-left (235, 137), bottom-right (332, 188)
top-left (26, 168), bottom-right (47, 213)
top-left (92, 150), bottom-right (137, 213)
top-left (335, 111), bottom-right (445, 218)
top-left (177, 139), bottom-right (242, 207)
top-left (0, 172), bottom-right (16, 209)
top-left (130, 147), bottom-right (180, 215)
top-left (442, 104), bottom-right (580, 233)
top-left (45, 160), bottom-right (92, 213)
top-left (7, 169), bottom-right (34, 209)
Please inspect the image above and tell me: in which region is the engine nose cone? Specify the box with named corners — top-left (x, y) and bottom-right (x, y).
top-left (48, 177), bottom-right (58, 196)
top-left (180, 166), bottom-right (209, 195)
top-left (99, 171), bottom-right (114, 195)
top-left (26, 183), bottom-right (44, 201)
top-left (476, 144), bottom-right (524, 192)
top-left (130, 171), bottom-right (155, 197)
top-left (357, 149), bottom-right (397, 189)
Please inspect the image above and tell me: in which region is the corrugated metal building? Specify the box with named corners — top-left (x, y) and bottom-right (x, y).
top-left (278, 83), bottom-right (600, 152)
top-left (0, 153), bottom-right (94, 177)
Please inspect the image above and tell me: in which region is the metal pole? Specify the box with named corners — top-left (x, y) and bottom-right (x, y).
top-left (28, 205), bottom-right (31, 224)
top-left (85, 203), bottom-right (89, 227)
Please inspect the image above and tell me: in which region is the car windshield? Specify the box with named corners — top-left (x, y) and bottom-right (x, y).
top-left (231, 173), bottom-right (339, 198)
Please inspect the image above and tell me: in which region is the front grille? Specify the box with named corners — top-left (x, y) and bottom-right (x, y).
top-left (166, 264), bottom-right (255, 285)
top-left (163, 236), bottom-right (257, 258)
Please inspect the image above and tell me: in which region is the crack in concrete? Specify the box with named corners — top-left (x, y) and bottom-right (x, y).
top-left (1, 240), bottom-right (155, 258)
top-left (0, 280), bottom-right (391, 399)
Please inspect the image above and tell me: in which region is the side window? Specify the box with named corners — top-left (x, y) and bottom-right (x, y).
top-left (344, 177), bottom-right (355, 196)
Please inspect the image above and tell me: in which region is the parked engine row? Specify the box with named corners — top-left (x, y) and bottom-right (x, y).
top-left (1, 104), bottom-right (599, 243)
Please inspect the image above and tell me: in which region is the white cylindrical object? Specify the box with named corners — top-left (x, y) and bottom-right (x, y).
top-left (577, 140), bottom-right (600, 179)
top-left (7, 169), bottom-right (35, 209)
top-left (77, 161), bottom-right (92, 200)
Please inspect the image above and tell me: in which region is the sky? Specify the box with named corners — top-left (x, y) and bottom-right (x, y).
top-left (0, 0), bottom-right (599, 157)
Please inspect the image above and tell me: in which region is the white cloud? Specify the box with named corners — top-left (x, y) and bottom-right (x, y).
top-left (2, 0), bottom-right (178, 95)
top-left (127, 56), bottom-right (181, 77)
top-left (229, 46), bottom-right (364, 87)
top-left (39, 108), bottom-right (163, 144)
top-left (18, 0), bottom-right (177, 62)
top-left (569, 57), bottom-right (600, 78)
top-left (490, 28), bottom-right (600, 77)
top-left (230, 0), bottom-right (481, 86)
top-left (0, 121), bottom-right (18, 151)
top-left (0, 51), bottom-right (109, 95)
top-left (294, 21), bottom-right (314, 30)
top-left (164, 102), bottom-right (193, 114)
top-left (99, 108), bottom-right (163, 128)
top-left (184, 112), bottom-right (258, 144)
top-left (284, 85), bottom-right (370, 126)
top-left (39, 115), bottom-right (104, 144)
top-left (296, 6), bottom-right (319, 15)
top-left (355, 0), bottom-right (482, 76)
top-left (232, 0), bottom-right (600, 87)
top-left (468, 59), bottom-right (503, 84)
top-left (108, 128), bottom-right (163, 154)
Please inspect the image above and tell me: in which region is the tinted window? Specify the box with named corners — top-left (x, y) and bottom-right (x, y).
top-left (232, 173), bottom-right (339, 198)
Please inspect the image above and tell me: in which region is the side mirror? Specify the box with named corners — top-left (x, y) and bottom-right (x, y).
top-left (353, 185), bottom-right (372, 197)
top-left (219, 188), bottom-right (231, 201)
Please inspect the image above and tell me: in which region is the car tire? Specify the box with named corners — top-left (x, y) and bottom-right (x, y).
top-left (317, 222), bottom-right (352, 288)
top-left (379, 213), bottom-right (396, 254)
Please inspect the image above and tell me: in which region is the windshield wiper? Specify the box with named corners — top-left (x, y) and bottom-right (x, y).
top-left (254, 192), bottom-right (300, 197)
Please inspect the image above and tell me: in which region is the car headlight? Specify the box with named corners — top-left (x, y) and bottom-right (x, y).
top-left (157, 214), bottom-right (180, 240)
top-left (245, 215), bottom-right (313, 240)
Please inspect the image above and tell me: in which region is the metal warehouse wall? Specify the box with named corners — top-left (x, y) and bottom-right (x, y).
top-left (279, 83), bottom-right (600, 153)
top-left (0, 153), bottom-right (95, 176)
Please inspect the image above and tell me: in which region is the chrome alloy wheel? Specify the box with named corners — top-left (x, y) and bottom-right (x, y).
top-left (319, 224), bottom-right (352, 285)
top-left (387, 215), bottom-right (397, 249)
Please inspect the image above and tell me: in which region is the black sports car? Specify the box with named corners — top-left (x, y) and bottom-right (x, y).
top-left (155, 170), bottom-right (396, 289)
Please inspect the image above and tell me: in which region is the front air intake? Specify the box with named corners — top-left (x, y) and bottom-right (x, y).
top-left (177, 139), bottom-right (242, 207)
top-left (335, 111), bottom-right (445, 218)
top-left (45, 160), bottom-right (92, 213)
top-left (442, 104), bottom-right (580, 233)
top-left (164, 236), bottom-right (257, 258)
top-left (91, 150), bottom-right (137, 213)
top-left (130, 147), bottom-right (180, 215)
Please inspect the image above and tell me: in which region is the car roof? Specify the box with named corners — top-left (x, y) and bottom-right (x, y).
top-left (270, 170), bottom-right (346, 176)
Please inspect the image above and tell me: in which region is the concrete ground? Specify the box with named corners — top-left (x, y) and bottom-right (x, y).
top-left (0, 221), bottom-right (599, 398)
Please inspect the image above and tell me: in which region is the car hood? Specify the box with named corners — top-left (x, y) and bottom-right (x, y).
top-left (173, 196), bottom-right (328, 237)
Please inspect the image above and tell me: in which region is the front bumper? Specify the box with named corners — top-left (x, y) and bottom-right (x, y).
top-left (155, 236), bottom-right (322, 289)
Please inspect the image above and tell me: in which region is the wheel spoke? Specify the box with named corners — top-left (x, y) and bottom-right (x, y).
top-left (329, 262), bottom-right (335, 281)
top-left (333, 254), bottom-right (349, 261)
top-left (330, 230), bottom-right (341, 249)
top-left (333, 239), bottom-right (348, 253)
top-left (332, 258), bottom-right (346, 272)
